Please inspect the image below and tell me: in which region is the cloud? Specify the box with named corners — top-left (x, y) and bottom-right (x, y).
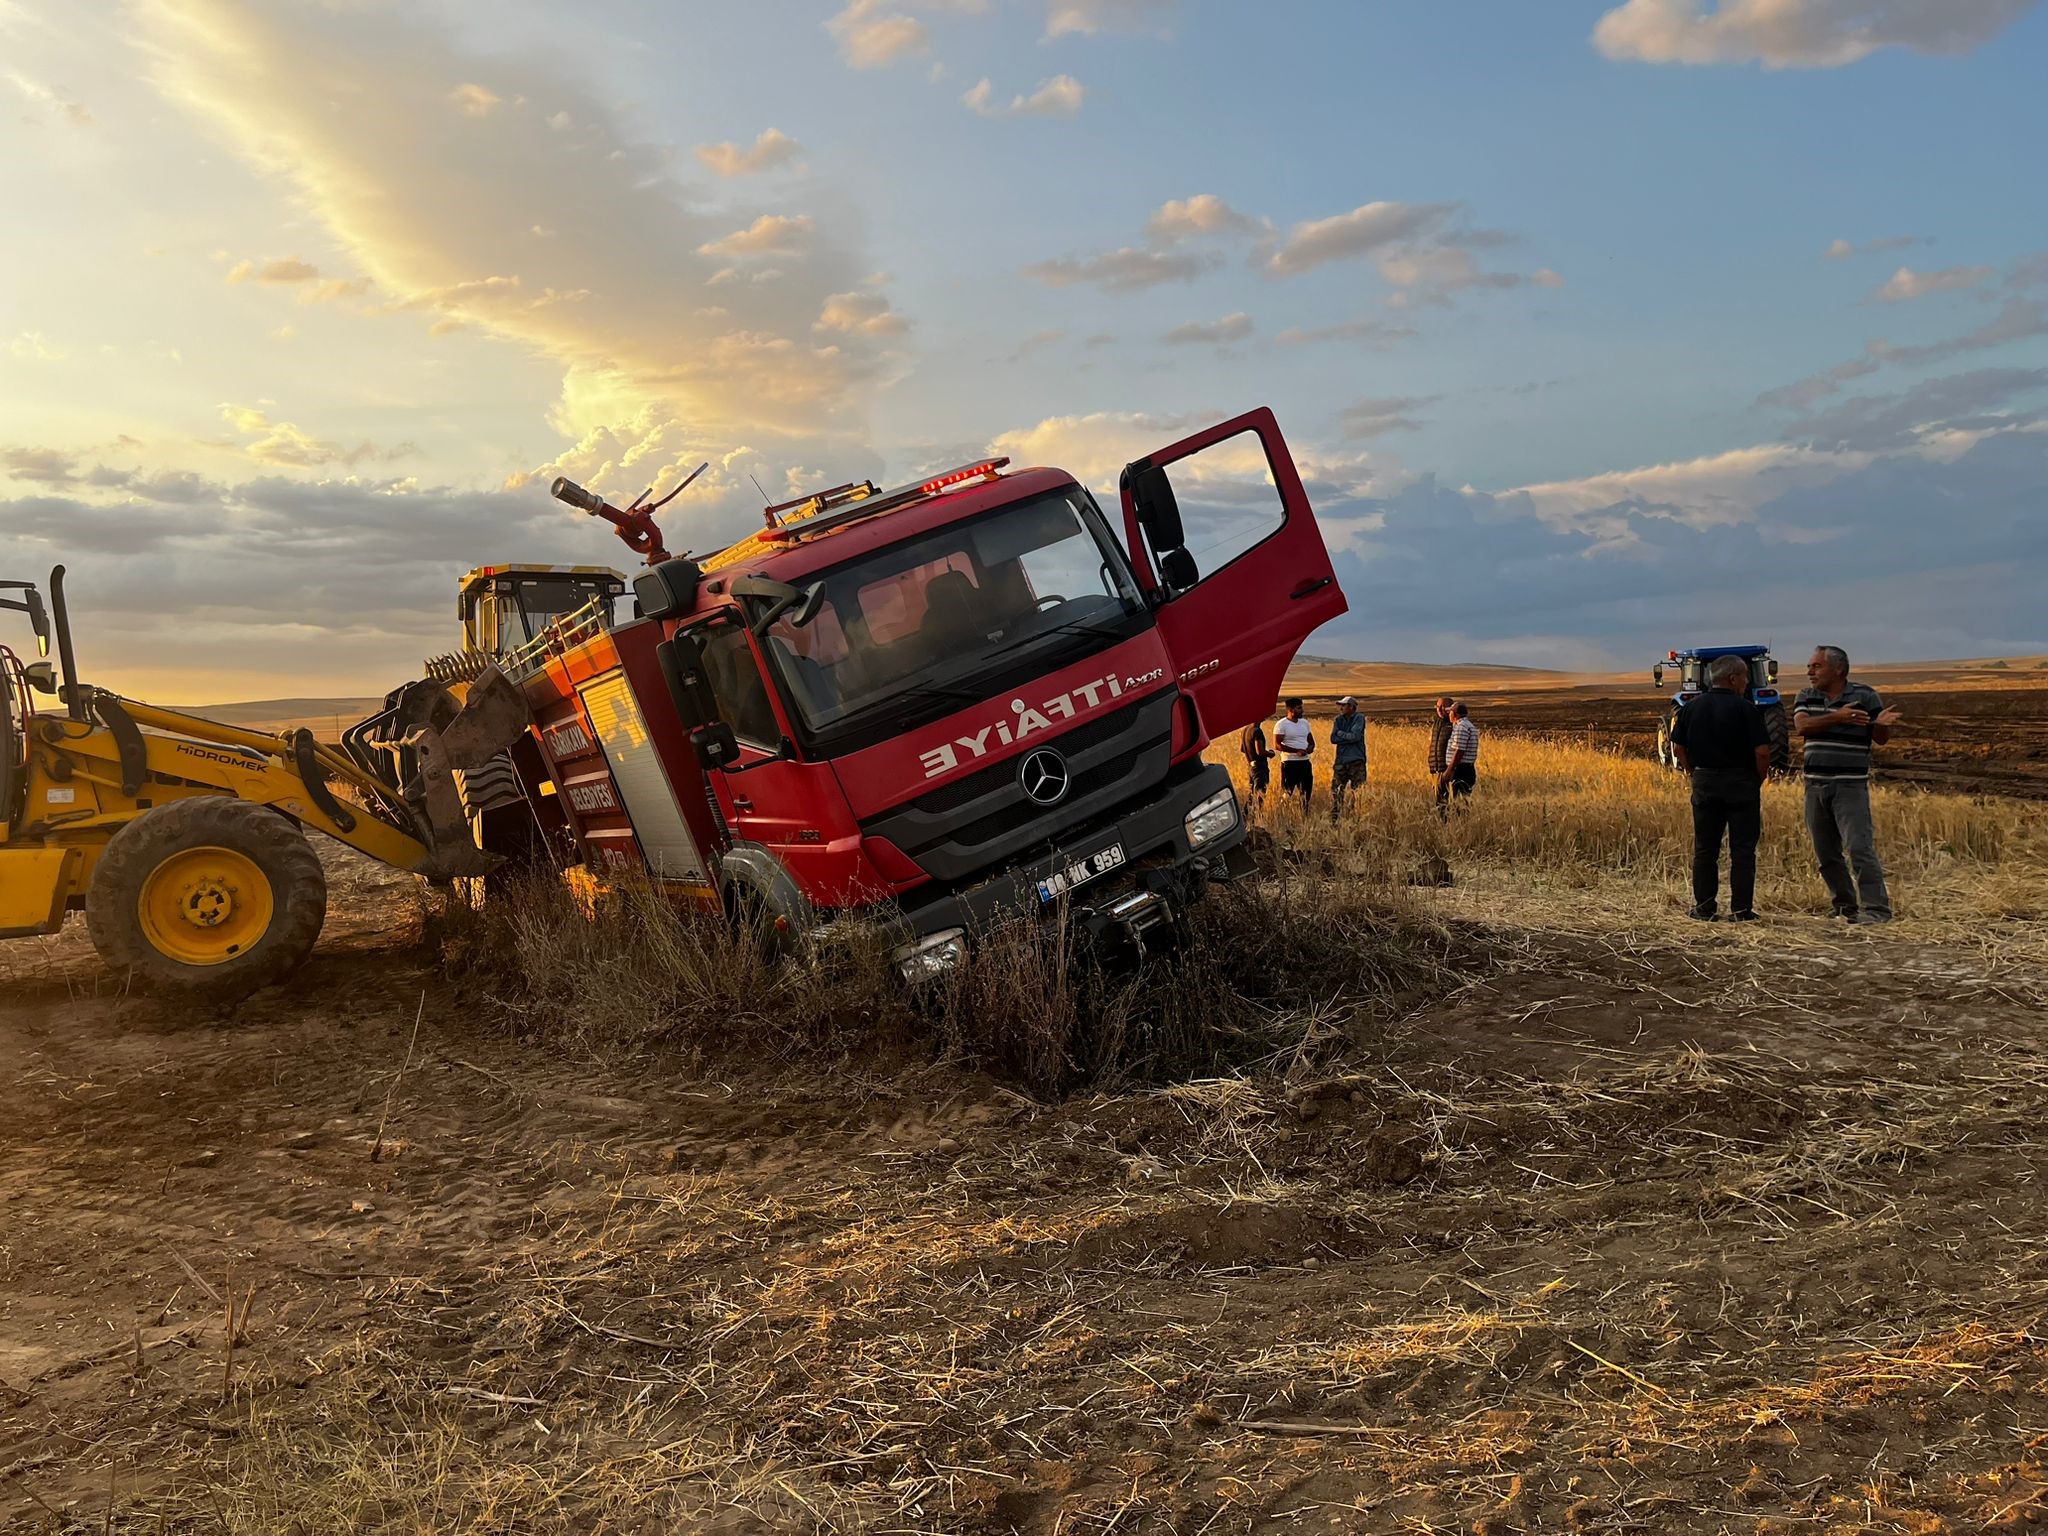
top-left (1593, 0), bottom-right (2038, 68)
top-left (988, 410), bottom-right (1193, 486)
top-left (1274, 317), bottom-right (1421, 349)
top-left (1262, 201), bottom-right (1455, 279)
top-left (1338, 396), bottom-right (1439, 439)
top-left (8, 332), bottom-right (66, 361)
top-left (3, 446), bottom-right (80, 485)
top-left (141, 0), bottom-right (897, 479)
top-left (1160, 312), bottom-right (1251, 346)
top-left (695, 213), bottom-right (816, 260)
top-left (814, 291), bottom-right (909, 337)
top-left (1825, 234), bottom-right (1929, 260)
top-left (1145, 194), bottom-right (1261, 243)
top-left (962, 74), bottom-right (1084, 117)
top-left (694, 128), bottom-right (802, 178)
top-left (448, 81), bottom-right (500, 116)
top-left (225, 255), bottom-right (323, 285)
top-left (1380, 244), bottom-right (1562, 308)
top-left (825, 0), bottom-right (986, 69)
top-left (1023, 246), bottom-right (1217, 293)
top-left (220, 404), bottom-right (418, 469)
top-left (5, 70), bottom-right (92, 126)
top-left (1044, 0), bottom-right (1176, 38)
top-left (1315, 430), bottom-right (2048, 666)
top-left (1760, 296), bottom-right (2048, 409)
top-left (1778, 367), bottom-right (2048, 451)
top-left (1868, 264), bottom-right (1994, 302)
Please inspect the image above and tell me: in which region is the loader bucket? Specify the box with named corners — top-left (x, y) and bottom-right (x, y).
top-left (398, 666), bottom-right (533, 881)
top-left (436, 665), bottom-right (531, 769)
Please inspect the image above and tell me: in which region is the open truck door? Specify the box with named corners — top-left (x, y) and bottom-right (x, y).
top-left (1118, 407), bottom-right (1348, 741)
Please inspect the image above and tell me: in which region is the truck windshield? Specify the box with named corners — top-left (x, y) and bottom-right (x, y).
top-left (490, 578), bottom-right (615, 649)
top-left (759, 486), bottom-right (1146, 751)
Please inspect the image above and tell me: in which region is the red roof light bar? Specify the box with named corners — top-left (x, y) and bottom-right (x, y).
top-left (919, 457), bottom-right (1009, 495)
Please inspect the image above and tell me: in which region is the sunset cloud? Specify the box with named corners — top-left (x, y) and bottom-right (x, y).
top-left (694, 128), bottom-right (802, 178)
top-left (1023, 246), bottom-right (1216, 292)
top-left (1160, 312), bottom-right (1251, 346)
top-left (1145, 194), bottom-right (1262, 243)
top-left (1044, 0), bottom-right (1176, 39)
top-left (1593, 0), bottom-right (2036, 68)
top-left (962, 74), bottom-right (1085, 117)
top-left (138, 0), bottom-right (896, 486)
top-left (1868, 264), bottom-right (1994, 302)
top-left (1262, 201), bottom-right (1456, 278)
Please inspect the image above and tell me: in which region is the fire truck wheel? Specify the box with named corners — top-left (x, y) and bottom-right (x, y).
top-left (87, 797), bottom-right (328, 998)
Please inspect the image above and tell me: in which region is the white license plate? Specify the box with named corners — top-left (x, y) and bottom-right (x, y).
top-left (1037, 842), bottom-right (1126, 903)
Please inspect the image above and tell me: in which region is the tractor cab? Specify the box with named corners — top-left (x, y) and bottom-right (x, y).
top-left (458, 565), bottom-right (627, 658)
top-left (1654, 644), bottom-right (1779, 702)
top-left (1652, 643), bottom-right (1790, 772)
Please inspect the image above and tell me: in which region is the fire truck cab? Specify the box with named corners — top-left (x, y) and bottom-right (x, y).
top-left (506, 407), bottom-right (1348, 975)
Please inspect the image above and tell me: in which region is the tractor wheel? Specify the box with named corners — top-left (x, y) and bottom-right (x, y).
top-left (1656, 708), bottom-right (1681, 771)
top-left (1764, 702), bottom-right (1791, 773)
top-left (87, 798), bottom-right (327, 997)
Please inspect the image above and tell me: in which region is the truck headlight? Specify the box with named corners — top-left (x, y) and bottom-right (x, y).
top-left (894, 927), bottom-right (967, 983)
top-left (1183, 787), bottom-right (1239, 851)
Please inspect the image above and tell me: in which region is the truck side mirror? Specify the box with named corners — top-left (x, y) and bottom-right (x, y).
top-left (1653, 663), bottom-right (1664, 686)
top-left (1126, 461), bottom-right (1185, 553)
top-left (690, 722), bottom-right (740, 772)
top-left (633, 558), bottom-right (702, 621)
top-left (23, 659), bottom-right (56, 694)
top-left (656, 634), bottom-right (719, 731)
top-left (27, 589), bottom-right (49, 658)
top-left (1767, 658), bottom-right (1779, 683)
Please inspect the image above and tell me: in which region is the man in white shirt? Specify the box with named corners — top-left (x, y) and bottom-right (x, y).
top-left (1273, 697), bottom-right (1315, 808)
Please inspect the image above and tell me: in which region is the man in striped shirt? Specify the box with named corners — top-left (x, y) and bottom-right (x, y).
top-left (1793, 645), bottom-right (1902, 923)
top-left (1436, 702), bottom-right (1478, 818)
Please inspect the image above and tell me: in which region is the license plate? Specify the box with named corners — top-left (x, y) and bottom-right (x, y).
top-left (1037, 842), bottom-right (1126, 903)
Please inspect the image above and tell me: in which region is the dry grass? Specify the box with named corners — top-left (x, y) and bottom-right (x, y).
top-left (1234, 721), bottom-right (2044, 935)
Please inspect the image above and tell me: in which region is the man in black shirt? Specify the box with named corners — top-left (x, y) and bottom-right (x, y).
top-left (1669, 654), bottom-right (1772, 921)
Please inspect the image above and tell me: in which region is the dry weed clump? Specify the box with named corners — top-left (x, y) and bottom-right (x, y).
top-left (437, 873), bottom-right (901, 1062)
top-left (438, 856), bottom-right (1462, 1095)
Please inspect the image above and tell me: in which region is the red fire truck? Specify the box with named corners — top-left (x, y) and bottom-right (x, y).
top-left (502, 407), bottom-right (1347, 978)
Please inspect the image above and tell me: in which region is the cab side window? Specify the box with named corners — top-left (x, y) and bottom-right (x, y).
top-left (699, 626), bottom-right (781, 749)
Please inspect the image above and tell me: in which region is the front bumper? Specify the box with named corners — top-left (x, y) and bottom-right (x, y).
top-left (891, 760), bottom-right (1251, 948)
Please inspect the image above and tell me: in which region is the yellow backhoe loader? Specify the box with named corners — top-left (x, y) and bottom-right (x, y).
top-left (1, 566), bottom-right (532, 996)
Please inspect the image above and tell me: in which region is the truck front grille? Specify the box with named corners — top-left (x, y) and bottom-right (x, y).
top-left (862, 689), bottom-right (1177, 884)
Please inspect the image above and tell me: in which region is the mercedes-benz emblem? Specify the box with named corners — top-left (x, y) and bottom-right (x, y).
top-left (1018, 747), bottom-right (1070, 806)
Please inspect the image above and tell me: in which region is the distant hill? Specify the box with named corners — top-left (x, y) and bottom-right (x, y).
top-left (175, 698), bottom-right (386, 733)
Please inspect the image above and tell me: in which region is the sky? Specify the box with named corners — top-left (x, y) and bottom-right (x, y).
top-left (2, 0), bottom-right (2045, 699)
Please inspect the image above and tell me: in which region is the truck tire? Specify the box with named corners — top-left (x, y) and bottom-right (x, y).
top-left (86, 797), bottom-right (327, 997)
top-left (1764, 702), bottom-right (1791, 773)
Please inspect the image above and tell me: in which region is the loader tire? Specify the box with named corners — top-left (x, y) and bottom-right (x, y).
top-left (87, 797), bottom-right (327, 998)
top-left (1764, 701), bottom-right (1791, 773)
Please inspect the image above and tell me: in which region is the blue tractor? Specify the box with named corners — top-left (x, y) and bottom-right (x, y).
top-left (1653, 644), bottom-right (1790, 772)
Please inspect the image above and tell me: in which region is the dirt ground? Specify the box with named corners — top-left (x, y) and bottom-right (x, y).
top-left (1285, 674), bottom-right (2048, 802)
top-left (5, 844), bottom-right (2047, 1533)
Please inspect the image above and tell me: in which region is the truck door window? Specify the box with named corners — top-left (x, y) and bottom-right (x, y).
top-left (1140, 429), bottom-right (1287, 589)
top-left (699, 626), bottom-right (781, 749)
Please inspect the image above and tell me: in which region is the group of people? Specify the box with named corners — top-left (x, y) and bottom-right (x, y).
top-left (1234, 644), bottom-right (1904, 924)
top-left (1673, 644), bottom-right (1899, 924)
top-left (1238, 693), bottom-right (1479, 820)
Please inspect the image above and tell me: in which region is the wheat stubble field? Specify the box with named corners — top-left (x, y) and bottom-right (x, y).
top-left (3, 718), bottom-right (2047, 1533)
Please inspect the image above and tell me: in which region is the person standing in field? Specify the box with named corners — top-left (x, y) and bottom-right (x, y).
top-left (1427, 696), bottom-right (1455, 780)
top-left (1273, 697), bottom-right (1315, 808)
top-left (1329, 696), bottom-right (1367, 819)
top-left (1238, 718), bottom-right (1273, 809)
top-left (1794, 645), bottom-right (1901, 924)
top-left (1671, 654), bottom-right (1771, 922)
top-left (1436, 702), bottom-right (1478, 817)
